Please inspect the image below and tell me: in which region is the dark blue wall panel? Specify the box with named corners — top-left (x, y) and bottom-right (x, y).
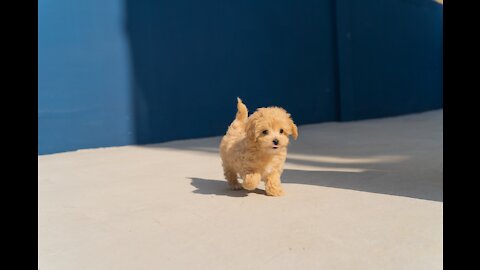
top-left (126, 0), bottom-right (337, 144)
top-left (335, 0), bottom-right (443, 121)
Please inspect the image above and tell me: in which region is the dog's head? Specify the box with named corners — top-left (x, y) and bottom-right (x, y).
top-left (245, 107), bottom-right (298, 153)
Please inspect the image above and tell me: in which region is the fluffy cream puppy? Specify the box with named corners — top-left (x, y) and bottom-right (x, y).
top-left (220, 98), bottom-right (298, 196)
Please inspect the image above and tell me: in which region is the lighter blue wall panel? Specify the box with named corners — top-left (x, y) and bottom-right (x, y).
top-left (38, 0), bottom-right (134, 154)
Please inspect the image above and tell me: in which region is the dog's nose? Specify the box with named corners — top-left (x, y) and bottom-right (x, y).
top-left (273, 139), bottom-right (279, 145)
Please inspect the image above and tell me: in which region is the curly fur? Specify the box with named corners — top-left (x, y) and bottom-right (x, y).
top-left (220, 98), bottom-right (298, 196)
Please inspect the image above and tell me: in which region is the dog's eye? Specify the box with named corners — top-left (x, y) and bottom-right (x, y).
top-left (262, 130), bottom-right (269, 135)
top-left (280, 129), bottom-right (284, 134)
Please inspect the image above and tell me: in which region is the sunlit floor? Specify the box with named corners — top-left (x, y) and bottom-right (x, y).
top-left (38, 110), bottom-right (443, 270)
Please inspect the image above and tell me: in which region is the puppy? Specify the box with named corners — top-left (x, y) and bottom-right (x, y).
top-left (220, 98), bottom-right (298, 196)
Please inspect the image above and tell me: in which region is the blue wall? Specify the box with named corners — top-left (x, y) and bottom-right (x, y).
top-left (38, 0), bottom-right (443, 155)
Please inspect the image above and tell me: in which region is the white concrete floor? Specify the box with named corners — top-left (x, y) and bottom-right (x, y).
top-left (38, 110), bottom-right (443, 270)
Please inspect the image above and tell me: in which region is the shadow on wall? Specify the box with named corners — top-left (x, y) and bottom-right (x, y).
top-left (124, 0), bottom-right (338, 145)
top-left (124, 0), bottom-right (442, 146)
top-left (120, 1), bottom-right (442, 202)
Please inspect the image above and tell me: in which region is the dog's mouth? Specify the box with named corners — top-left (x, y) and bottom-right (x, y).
top-left (272, 146), bottom-right (279, 149)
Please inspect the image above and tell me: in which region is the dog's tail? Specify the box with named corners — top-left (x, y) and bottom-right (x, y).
top-left (235, 97), bottom-right (248, 122)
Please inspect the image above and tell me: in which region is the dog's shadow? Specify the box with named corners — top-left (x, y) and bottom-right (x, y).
top-left (189, 167), bottom-right (442, 201)
top-left (189, 177), bottom-right (265, 197)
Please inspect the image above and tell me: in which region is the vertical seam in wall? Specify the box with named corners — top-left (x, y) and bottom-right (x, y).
top-left (331, 0), bottom-right (342, 121)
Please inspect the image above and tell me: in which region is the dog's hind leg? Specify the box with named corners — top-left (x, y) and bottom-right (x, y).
top-left (224, 166), bottom-right (241, 190)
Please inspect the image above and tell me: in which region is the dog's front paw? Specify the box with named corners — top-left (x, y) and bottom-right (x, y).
top-left (266, 185), bottom-right (284, 197)
top-left (242, 181), bottom-right (257, 191)
top-left (242, 173), bottom-right (261, 191)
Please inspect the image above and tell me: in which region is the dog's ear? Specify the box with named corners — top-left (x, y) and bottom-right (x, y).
top-left (288, 115), bottom-right (298, 140)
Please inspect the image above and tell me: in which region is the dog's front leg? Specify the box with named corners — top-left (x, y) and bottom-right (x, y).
top-left (265, 172), bottom-right (284, 196)
top-left (242, 173), bottom-right (261, 191)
